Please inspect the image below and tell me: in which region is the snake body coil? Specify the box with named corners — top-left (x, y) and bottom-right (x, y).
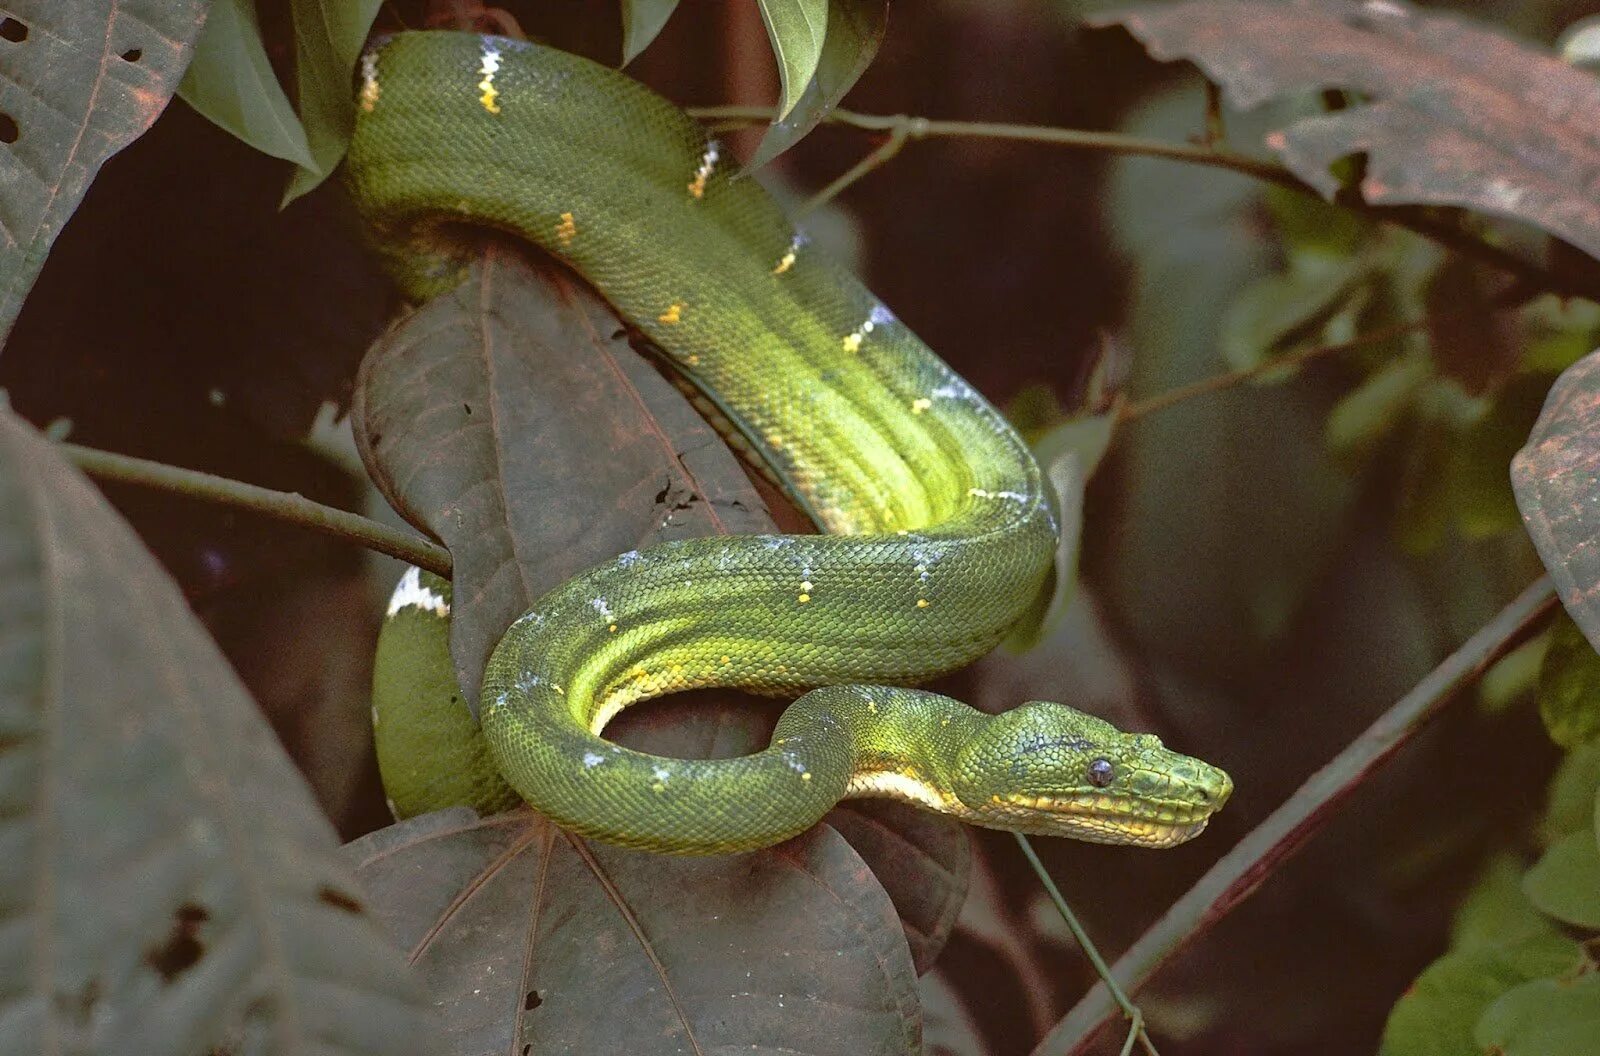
top-left (352, 31), bottom-right (1230, 854)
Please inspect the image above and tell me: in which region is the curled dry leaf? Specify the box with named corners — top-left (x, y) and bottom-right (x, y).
top-left (348, 808), bottom-right (923, 1056)
top-left (1513, 350), bottom-right (1600, 647)
top-left (0, 407), bottom-right (433, 1055)
top-left (1092, 0), bottom-right (1600, 262)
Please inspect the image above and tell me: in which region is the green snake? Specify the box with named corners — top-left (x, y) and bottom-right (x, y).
top-left (350, 30), bottom-right (1232, 855)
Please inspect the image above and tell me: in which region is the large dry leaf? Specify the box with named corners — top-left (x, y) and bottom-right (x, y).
top-left (0, 0), bottom-right (206, 342)
top-left (349, 808), bottom-right (922, 1055)
top-left (0, 406), bottom-right (434, 1054)
top-left (1513, 350), bottom-right (1600, 646)
top-left (354, 249), bottom-right (776, 705)
top-left (1092, 0), bottom-right (1600, 262)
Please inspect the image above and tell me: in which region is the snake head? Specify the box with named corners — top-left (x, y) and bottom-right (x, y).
top-left (952, 701), bottom-right (1232, 847)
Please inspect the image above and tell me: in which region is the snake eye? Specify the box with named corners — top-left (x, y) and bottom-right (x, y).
top-left (1087, 758), bottom-right (1115, 788)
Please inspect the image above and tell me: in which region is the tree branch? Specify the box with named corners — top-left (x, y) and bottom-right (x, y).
top-left (1029, 576), bottom-right (1559, 1056)
top-left (690, 105), bottom-right (1591, 299)
top-left (62, 443), bottom-right (453, 578)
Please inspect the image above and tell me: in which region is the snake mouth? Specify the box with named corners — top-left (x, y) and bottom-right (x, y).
top-left (996, 792), bottom-right (1216, 847)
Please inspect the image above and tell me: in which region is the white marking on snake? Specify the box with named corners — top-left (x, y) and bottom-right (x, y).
top-left (846, 770), bottom-right (952, 811)
top-left (688, 140), bottom-right (720, 199)
top-left (359, 52), bottom-right (380, 112)
top-left (583, 752), bottom-right (606, 768)
top-left (477, 43), bottom-right (502, 113)
top-left (968, 487), bottom-right (1030, 502)
top-left (387, 566), bottom-right (449, 617)
top-left (772, 233), bottom-right (807, 275)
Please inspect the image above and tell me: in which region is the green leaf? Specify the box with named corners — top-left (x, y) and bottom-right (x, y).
top-left (1218, 257), bottom-right (1361, 371)
top-left (0, 407), bottom-right (434, 1054)
top-left (281, 0), bottom-right (383, 205)
top-left (1538, 613), bottom-right (1600, 749)
top-left (1476, 973), bottom-right (1600, 1056)
top-left (349, 809), bottom-right (922, 1054)
top-left (1325, 355), bottom-right (1428, 459)
top-left (1545, 737), bottom-right (1600, 841)
top-left (1450, 855), bottom-right (1560, 952)
top-left (0, 0), bottom-right (207, 343)
top-left (1379, 935), bottom-right (1582, 1056)
top-left (1450, 374), bottom-right (1552, 541)
top-left (179, 0), bottom-right (316, 168)
top-left (1523, 829), bottom-right (1600, 928)
top-left (747, 0), bottom-right (886, 169)
top-left (757, 0), bottom-right (828, 121)
top-left (1478, 631), bottom-right (1549, 714)
top-left (621, 0), bottom-right (682, 63)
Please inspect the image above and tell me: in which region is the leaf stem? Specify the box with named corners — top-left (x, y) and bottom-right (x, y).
top-left (1028, 576), bottom-right (1559, 1056)
top-left (689, 105), bottom-right (1588, 298)
top-left (61, 443), bottom-right (452, 578)
top-left (1119, 317), bottom-right (1429, 422)
top-left (1015, 833), bottom-right (1159, 1056)
top-left (1119, 283), bottom-right (1538, 421)
top-left (801, 118), bottom-right (914, 215)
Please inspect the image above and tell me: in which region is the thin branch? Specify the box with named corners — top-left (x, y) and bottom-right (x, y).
top-left (62, 443), bottom-right (453, 578)
top-left (689, 105), bottom-right (1589, 299)
top-left (1119, 282), bottom-right (1539, 422)
top-left (801, 119), bottom-right (914, 215)
top-left (1016, 833), bottom-right (1159, 1056)
top-left (1029, 576), bottom-right (1559, 1056)
top-left (1119, 317), bottom-right (1430, 423)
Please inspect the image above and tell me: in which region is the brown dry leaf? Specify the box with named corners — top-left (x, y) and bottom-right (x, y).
top-left (355, 248), bottom-right (776, 705)
top-left (349, 808), bottom-right (923, 1055)
top-left (1513, 349), bottom-right (1600, 644)
top-left (1092, 0), bottom-right (1600, 261)
top-left (0, 405), bottom-right (433, 1054)
top-left (0, 0), bottom-right (207, 340)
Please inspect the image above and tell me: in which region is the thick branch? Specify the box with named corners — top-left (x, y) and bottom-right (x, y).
top-left (63, 443), bottom-right (453, 578)
top-left (1030, 576), bottom-right (1559, 1056)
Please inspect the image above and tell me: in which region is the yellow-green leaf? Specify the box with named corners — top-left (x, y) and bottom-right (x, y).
top-left (178, 0), bottom-right (315, 168)
top-left (757, 0), bottom-right (829, 121)
top-left (621, 0), bottom-right (682, 63)
top-left (281, 0), bottom-right (383, 205)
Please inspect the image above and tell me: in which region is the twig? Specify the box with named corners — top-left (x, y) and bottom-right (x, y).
top-left (1118, 317), bottom-right (1430, 422)
top-left (61, 442), bottom-right (453, 578)
top-left (1119, 281), bottom-right (1540, 422)
top-left (1015, 833), bottom-right (1159, 1056)
top-left (689, 105), bottom-right (1589, 299)
top-left (1028, 576), bottom-right (1559, 1056)
top-left (801, 117), bottom-right (918, 214)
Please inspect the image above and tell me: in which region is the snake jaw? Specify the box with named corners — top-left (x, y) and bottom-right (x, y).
top-left (982, 791), bottom-right (1218, 847)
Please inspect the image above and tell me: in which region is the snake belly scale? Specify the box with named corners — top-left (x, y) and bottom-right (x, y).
top-left (350, 31), bottom-right (1231, 855)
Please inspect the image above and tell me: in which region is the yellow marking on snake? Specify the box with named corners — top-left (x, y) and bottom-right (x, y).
top-left (359, 52), bottom-right (381, 112)
top-left (688, 141), bottom-right (719, 199)
top-left (477, 44), bottom-right (502, 114)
